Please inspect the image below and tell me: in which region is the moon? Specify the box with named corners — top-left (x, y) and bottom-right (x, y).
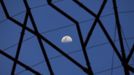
top-left (61, 35), bottom-right (73, 43)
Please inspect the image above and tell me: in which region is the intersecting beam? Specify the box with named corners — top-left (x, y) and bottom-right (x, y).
top-left (0, 50), bottom-right (41, 75)
top-left (23, 0), bottom-right (55, 74)
top-left (0, 0), bottom-right (86, 74)
top-left (47, 0), bottom-right (94, 75)
top-left (112, 0), bottom-right (130, 75)
top-left (73, 0), bottom-right (134, 74)
top-left (1, 0), bottom-right (133, 75)
top-left (82, 0), bottom-right (107, 47)
top-left (11, 12), bottom-right (29, 75)
top-left (73, 0), bottom-right (123, 65)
